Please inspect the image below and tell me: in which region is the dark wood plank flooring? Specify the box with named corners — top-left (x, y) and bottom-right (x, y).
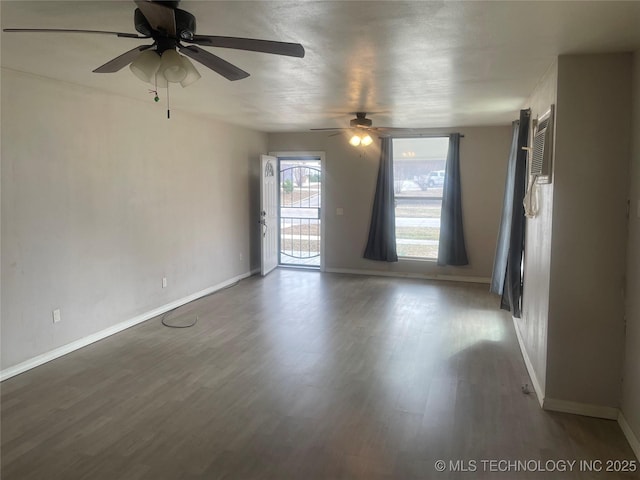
top-left (2, 270), bottom-right (637, 479)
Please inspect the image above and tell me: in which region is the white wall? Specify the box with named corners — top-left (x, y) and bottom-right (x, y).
top-left (621, 50), bottom-right (640, 452)
top-left (268, 127), bottom-right (511, 281)
top-left (1, 69), bottom-right (267, 371)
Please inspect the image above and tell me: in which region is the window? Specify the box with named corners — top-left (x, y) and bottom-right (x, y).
top-left (392, 137), bottom-right (449, 259)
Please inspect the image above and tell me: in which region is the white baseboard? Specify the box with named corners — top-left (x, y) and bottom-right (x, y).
top-left (542, 398), bottom-right (619, 420)
top-left (618, 411), bottom-right (640, 461)
top-left (512, 317), bottom-right (545, 407)
top-left (0, 271), bottom-right (254, 382)
top-left (511, 321), bottom-right (638, 459)
top-left (324, 267), bottom-right (491, 284)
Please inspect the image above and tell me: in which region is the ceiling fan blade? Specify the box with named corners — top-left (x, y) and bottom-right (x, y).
top-left (190, 35), bottom-right (305, 58)
top-left (93, 45), bottom-right (153, 73)
top-left (373, 127), bottom-right (417, 132)
top-left (3, 28), bottom-right (146, 38)
top-left (134, 0), bottom-right (176, 36)
top-left (178, 45), bottom-right (249, 81)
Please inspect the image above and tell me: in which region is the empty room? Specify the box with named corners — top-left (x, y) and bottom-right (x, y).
top-left (2, 1), bottom-right (640, 479)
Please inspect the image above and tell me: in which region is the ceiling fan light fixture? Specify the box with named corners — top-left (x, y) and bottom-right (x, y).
top-left (361, 134), bottom-right (373, 146)
top-left (180, 56), bottom-right (201, 87)
top-left (160, 49), bottom-right (187, 83)
top-left (129, 49), bottom-right (161, 84)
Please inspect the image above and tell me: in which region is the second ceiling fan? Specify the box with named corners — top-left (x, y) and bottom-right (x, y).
top-left (311, 112), bottom-right (415, 146)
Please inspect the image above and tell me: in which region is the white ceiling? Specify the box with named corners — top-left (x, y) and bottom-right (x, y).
top-left (2, 1), bottom-right (640, 132)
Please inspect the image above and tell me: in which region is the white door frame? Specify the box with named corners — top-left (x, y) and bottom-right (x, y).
top-left (270, 151), bottom-right (326, 272)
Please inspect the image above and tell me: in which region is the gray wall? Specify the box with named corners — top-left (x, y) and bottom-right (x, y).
top-left (268, 127), bottom-right (512, 280)
top-left (622, 51), bottom-right (640, 448)
top-left (1, 69), bottom-right (267, 370)
top-left (546, 54), bottom-right (630, 408)
top-left (518, 54), bottom-right (632, 413)
top-left (520, 61), bottom-right (558, 398)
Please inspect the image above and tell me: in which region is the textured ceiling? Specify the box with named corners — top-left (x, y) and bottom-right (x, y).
top-left (2, 1), bottom-right (640, 132)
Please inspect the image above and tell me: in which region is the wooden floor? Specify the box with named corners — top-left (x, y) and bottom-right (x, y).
top-left (1, 270), bottom-right (637, 479)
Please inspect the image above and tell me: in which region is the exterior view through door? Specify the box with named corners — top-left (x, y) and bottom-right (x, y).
top-left (279, 157), bottom-right (322, 267)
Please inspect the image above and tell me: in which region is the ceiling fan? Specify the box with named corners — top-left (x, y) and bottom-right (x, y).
top-left (3, 0), bottom-right (305, 83)
top-left (311, 112), bottom-right (414, 146)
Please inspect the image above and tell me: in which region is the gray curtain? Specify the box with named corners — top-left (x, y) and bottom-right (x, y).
top-left (437, 134), bottom-right (468, 266)
top-left (490, 109), bottom-right (530, 317)
top-left (364, 137), bottom-right (398, 262)
top-left (490, 121), bottom-right (520, 294)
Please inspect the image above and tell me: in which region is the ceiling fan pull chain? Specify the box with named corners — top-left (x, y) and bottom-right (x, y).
top-left (150, 72), bottom-right (160, 103)
top-left (167, 83), bottom-right (171, 120)
top-left (148, 88), bottom-right (159, 102)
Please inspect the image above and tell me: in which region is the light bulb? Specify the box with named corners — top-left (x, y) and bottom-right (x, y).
top-left (361, 134), bottom-right (373, 146)
top-left (349, 135), bottom-right (362, 146)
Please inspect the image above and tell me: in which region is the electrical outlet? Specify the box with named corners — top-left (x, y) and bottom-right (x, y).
top-left (239, 253), bottom-right (244, 261)
top-left (162, 277), bottom-right (168, 288)
top-left (336, 207), bottom-right (344, 216)
top-left (52, 309), bottom-right (61, 323)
